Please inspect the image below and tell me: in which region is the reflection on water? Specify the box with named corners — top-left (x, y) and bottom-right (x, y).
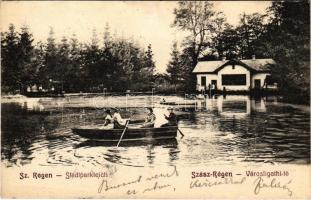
top-left (1, 95), bottom-right (310, 168)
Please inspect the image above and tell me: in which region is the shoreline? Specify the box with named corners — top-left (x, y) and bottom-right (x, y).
top-left (1, 92), bottom-right (310, 109)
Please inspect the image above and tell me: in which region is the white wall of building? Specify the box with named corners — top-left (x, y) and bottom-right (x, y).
top-left (206, 74), bottom-right (218, 87)
top-left (252, 73), bottom-right (269, 87)
top-left (196, 74), bottom-right (218, 91)
top-left (196, 65), bottom-right (271, 91)
top-left (196, 74), bottom-right (218, 86)
top-left (196, 74), bottom-right (204, 91)
top-left (196, 74), bottom-right (203, 86)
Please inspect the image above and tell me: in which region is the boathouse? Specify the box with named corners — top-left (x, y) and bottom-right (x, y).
top-left (192, 55), bottom-right (277, 92)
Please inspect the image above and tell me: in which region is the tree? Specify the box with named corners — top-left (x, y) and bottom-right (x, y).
top-left (178, 46), bottom-right (196, 92)
top-left (90, 28), bottom-right (100, 50)
top-left (32, 42), bottom-right (46, 85)
top-left (103, 22), bottom-right (112, 48)
top-left (1, 23), bottom-right (159, 93)
top-left (213, 13), bottom-right (267, 60)
top-left (214, 24), bottom-right (240, 59)
top-left (236, 13), bottom-right (267, 59)
top-left (123, 41), bottom-right (141, 89)
top-left (67, 34), bottom-right (83, 92)
top-left (43, 27), bottom-right (58, 84)
top-left (109, 38), bottom-right (133, 91)
top-left (167, 42), bottom-right (181, 90)
top-left (143, 44), bottom-right (156, 75)
top-left (83, 28), bottom-right (102, 89)
top-left (1, 24), bottom-right (20, 91)
top-left (173, 1), bottom-right (225, 68)
top-left (18, 25), bottom-right (35, 87)
top-left (57, 36), bottom-right (70, 91)
top-left (141, 44), bottom-right (156, 83)
top-left (172, 1), bottom-right (226, 91)
top-left (263, 1), bottom-right (310, 103)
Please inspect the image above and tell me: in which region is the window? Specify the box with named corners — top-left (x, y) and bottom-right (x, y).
top-left (222, 74), bottom-right (246, 85)
top-left (201, 76), bottom-right (206, 86)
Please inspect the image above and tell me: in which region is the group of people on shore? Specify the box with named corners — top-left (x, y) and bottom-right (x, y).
top-left (103, 107), bottom-right (177, 129)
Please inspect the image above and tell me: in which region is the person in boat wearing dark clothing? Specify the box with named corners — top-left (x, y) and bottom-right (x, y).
top-left (143, 107), bottom-right (156, 128)
top-left (162, 107), bottom-right (177, 126)
top-left (103, 109), bottom-right (113, 126)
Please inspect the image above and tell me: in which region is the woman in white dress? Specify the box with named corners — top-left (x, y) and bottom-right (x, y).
top-left (112, 108), bottom-right (126, 129)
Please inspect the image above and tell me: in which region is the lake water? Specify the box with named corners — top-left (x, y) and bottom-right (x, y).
top-left (1, 94), bottom-right (310, 168)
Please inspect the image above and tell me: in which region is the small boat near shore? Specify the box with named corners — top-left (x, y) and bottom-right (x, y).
top-left (72, 125), bottom-right (178, 141)
top-left (159, 101), bottom-right (196, 106)
top-left (23, 91), bottom-right (65, 98)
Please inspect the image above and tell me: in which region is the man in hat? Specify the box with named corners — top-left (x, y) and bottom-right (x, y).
top-left (112, 107), bottom-right (126, 129)
top-left (162, 107), bottom-right (177, 126)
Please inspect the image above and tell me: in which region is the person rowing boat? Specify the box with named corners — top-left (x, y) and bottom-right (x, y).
top-left (162, 107), bottom-right (177, 127)
top-left (112, 107), bottom-right (127, 129)
top-left (73, 107), bottom-right (184, 140)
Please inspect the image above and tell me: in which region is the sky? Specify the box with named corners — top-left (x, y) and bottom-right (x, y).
top-left (1, 1), bottom-right (271, 73)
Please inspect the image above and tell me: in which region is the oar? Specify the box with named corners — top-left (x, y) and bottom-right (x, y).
top-left (177, 128), bottom-right (185, 137)
top-left (116, 120), bottom-right (130, 147)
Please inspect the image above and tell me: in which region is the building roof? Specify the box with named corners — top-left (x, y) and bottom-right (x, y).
top-left (241, 59), bottom-right (276, 71)
top-left (193, 60), bottom-right (225, 73)
top-left (192, 58), bottom-right (276, 73)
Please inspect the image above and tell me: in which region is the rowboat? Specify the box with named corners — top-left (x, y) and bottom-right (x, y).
top-left (72, 125), bottom-right (178, 141)
top-left (159, 101), bottom-right (196, 106)
top-left (75, 138), bottom-right (178, 148)
top-left (24, 91), bottom-right (64, 98)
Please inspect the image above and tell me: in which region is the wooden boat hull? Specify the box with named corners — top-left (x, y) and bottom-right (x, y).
top-left (160, 101), bottom-right (196, 106)
top-left (76, 138), bottom-right (178, 148)
top-left (72, 126), bottom-right (178, 141)
top-left (24, 91), bottom-right (64, 98)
